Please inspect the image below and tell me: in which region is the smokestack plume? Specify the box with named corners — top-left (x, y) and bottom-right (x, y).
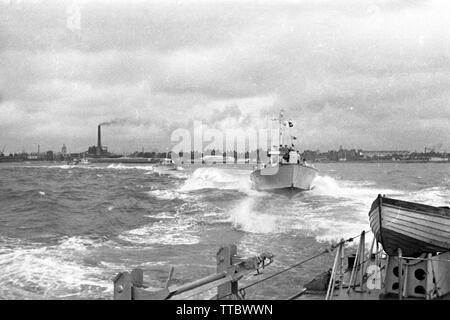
top-left (98, 125), bottom-right (101, 148)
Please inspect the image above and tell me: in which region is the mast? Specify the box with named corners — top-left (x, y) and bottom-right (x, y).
top-left (278, 109), bottom-right (284, 149)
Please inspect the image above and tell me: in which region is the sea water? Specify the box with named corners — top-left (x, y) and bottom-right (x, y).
top-left (0, 162), bottom-right (448, 299)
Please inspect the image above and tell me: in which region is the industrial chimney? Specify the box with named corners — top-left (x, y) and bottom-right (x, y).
top-left (98, 125), bottom-right (102, 148)
top-left (97, 125), bottom-right (102, 155)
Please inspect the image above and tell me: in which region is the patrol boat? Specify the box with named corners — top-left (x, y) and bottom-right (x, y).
top-left (250, 110), bottom-right (318, 191)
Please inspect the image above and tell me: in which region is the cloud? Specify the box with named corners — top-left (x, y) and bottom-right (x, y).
top-left (0, 0), bottom-right (449, 153)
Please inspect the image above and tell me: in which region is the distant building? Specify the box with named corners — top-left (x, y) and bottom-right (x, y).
top-left (46, 151), bottom-right (54, 161)
top-left (429, 157), bottom-right (449, 162)
top-left (88, 125), bottom-right (110, 157)
top-left (27, 152), bottom-right (46, 161)
top-left (360, 150), bottom-right (410, 159)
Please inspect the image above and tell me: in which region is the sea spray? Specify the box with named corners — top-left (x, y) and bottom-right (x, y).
top-left (147, 189), bottom-right (191, 200)
top-left (179, 167), bottom-right (252, 192)
top-left (310, 174), bottom-right (403, 200)
top-left (117, 221), bottom-right (200, 245)
top-left (0, 236), bottom-right (111, 299)
top-left (310, 175), bottom-right (341, 196)
top-left (228, 198), bottom-right (277, 234)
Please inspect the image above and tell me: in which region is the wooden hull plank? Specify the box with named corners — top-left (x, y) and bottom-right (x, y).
top-left (369, 194), bottom-right (450, 256)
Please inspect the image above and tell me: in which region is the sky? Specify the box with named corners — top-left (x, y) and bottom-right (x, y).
top-left (1, 0), bottom-right (449, 154)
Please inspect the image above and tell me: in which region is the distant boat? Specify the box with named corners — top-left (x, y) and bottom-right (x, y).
top-left (80, 158), bottom-right (90, 165)
top-left (68, 159), bottom-right (80, 165)
top-left (67, 157), bottom-right (90, 165)
top-left (160, 158), bottom-right (174, 166)
top-left (250, 110), bottom-right (318, 191)
top-left (428, 157), bottom-right (449, 162)
top-left (158, 158), bottom-right (183, 171)
top-left (369, 194), bottom-right (450, 256)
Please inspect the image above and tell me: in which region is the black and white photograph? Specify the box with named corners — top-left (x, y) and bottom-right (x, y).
top-left (0, 0), bottom-right (449, 306)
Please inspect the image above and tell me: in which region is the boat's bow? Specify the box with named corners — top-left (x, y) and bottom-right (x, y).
top-left (251, 163), bottom-right (317, 191)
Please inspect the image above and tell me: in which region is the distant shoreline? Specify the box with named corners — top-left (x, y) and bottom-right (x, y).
top-left (0, 159), bottom-right (449, 164)
top-left (312, 160), bottom-right (450, 164)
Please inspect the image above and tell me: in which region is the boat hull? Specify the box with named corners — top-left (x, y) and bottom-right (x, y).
top-left (250, 164), bottom-right (317, 191)
top-left (369, 195), bottom-right (450, 256)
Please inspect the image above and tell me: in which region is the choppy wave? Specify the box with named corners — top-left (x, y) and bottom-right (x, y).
top-left (19, 163), bottom-right (155, 171)
top-left (0, 236), bottom-right (112, 299)
top-left (147, 189), bottom-right (191, 200)
top-left (1, 162), bottom-right (448, 299)
top-left (117, 220), bottom-right (199, 246)
top-left (148, 168), bottom-right (402, 241)
top-left (144, 212), bottom-right (176, 220)
top-left (179, 167), bottom-right (252, 192)
top-left (405, 186), bottom-right (449, 207)
top-left (310, 175), bottom-right (402, 199)
top-left (105, 164), bottom-right (153, 171)
top-left (228, 198), bottom-right (279, 234)
top-left (223, 173), bottom-right (404, 241)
